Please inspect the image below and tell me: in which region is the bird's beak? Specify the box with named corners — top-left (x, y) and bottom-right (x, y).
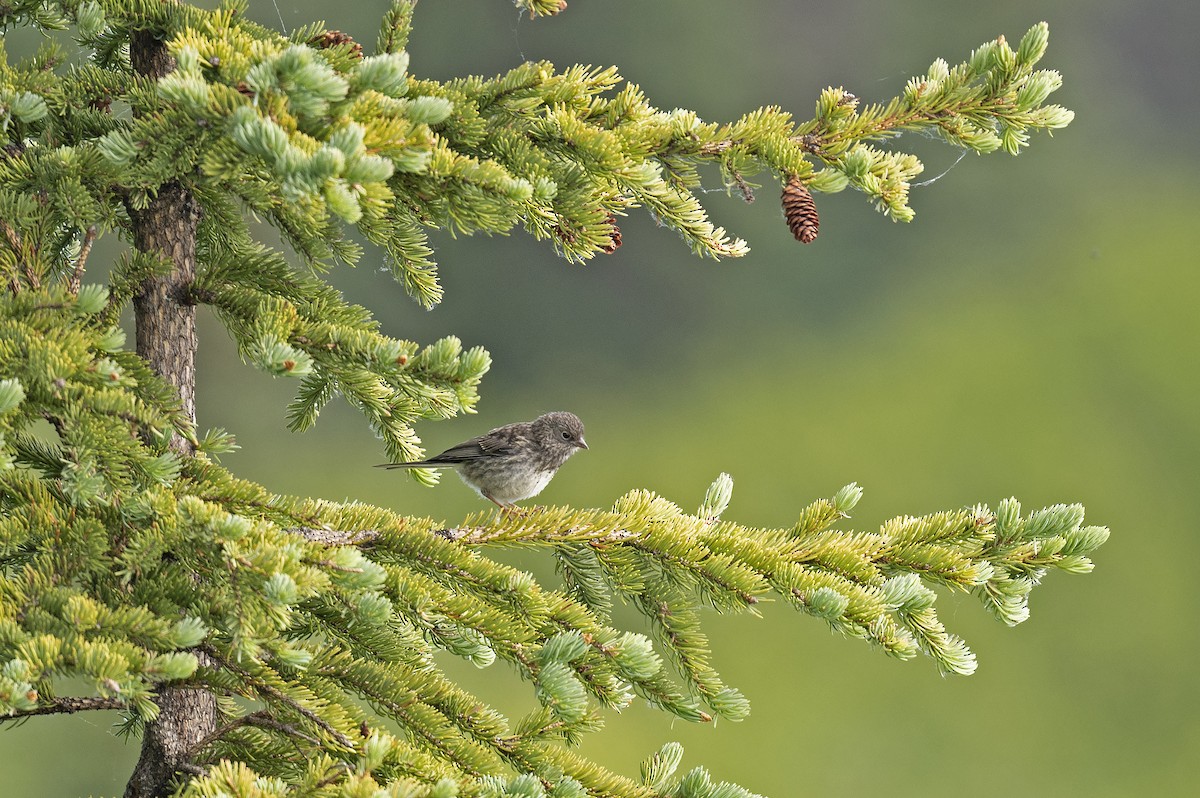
top-left (578, 438), bottom-right (588, 450)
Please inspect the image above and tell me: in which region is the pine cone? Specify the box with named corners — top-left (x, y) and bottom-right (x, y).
top-left (601, 214), bottom-right (622, 254)
top-left (781, 176), bottom-right (819, 244)
top-left (311, 30), bottom-right (364, 59)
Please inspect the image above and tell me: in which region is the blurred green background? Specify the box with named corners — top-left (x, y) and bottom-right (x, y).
top-left (5, 1), bottom-right (1199, 795)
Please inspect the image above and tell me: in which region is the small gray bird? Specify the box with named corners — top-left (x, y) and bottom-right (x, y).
top-left (376, 412), bottom-right (588, 510)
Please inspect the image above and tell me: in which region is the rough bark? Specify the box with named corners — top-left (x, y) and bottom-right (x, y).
top-left (131, 181), bottom-right (200, 437)
top-left (123, 30), bottom-right (218, 798)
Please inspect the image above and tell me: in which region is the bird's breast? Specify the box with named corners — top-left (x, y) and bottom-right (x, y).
top-left (462, 466), bottom-right (556, 504)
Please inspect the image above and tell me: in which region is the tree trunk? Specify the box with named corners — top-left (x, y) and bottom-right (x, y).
top-left (123, 30), bottom-right (217, 798)
top-left (131, 180), bottom-right (200, 436)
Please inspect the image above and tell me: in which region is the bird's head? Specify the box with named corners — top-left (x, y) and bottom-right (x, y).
top-left (533, 411), bottom-right (588, 462)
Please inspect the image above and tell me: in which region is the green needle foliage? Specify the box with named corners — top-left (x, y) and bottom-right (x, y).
top-left (0, 2), bottom-right (1101, 796)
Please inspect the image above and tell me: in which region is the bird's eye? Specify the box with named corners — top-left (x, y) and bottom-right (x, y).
top-left (561, 431), bottom-right (571, 440)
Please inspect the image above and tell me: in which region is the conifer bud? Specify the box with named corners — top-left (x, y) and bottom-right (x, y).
top-left (601, 213), bottom-right (622, 253)
top-left (781, 176), bottom-right (820, 243)
top-left (311, 30), bottom-right (364, 60)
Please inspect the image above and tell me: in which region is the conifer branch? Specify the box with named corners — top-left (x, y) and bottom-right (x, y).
top-left (201, 647), bottom-right (357, 751)
top-left (317, 665), bottom-right (497, 774)
top-left (66, 225), bottom-right (97, 296)
top-left (376, 0), bottom-right (417, 55)
top-left (414, 483), bottom-right (1107, 680)
top-left (2, 696), bottom-right (127, 719)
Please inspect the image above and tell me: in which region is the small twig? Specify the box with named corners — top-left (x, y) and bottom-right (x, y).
top-left (730, 169), bottom-right (755, 203)
top-left (201, 646), bottom-right (356, 750)
top-left (0, 219), bottom-right (22, 253)
top-left (189, 709), bottom-right (322, 760)
top-left (244, 713), bottom-right (323, 746)
top-left (292, 335), bottom-right (338, 351)
top-left (0, 219), bottom-right (38, 290)
top-left (309, 763), bottom-right (354, 789)
top-left (185, 285), bottom-right (219, 306)
top-left (495, 719), bottom-right (569, 752)
top-left (290, 526), bottom-right (379, 546)
top-left (67, 226), bottom-right (97, 296)
top-left (2, 696), bottom-right (127, 719)
top-left (187, 710), bottom-right (265, 756)
top-left (440, 524), bottom-right (639, 545)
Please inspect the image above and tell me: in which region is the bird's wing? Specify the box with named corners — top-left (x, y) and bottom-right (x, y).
top-left (421, 429), bottom-right (517, 464)
top-left (375, 427), bottom-right (521, 469)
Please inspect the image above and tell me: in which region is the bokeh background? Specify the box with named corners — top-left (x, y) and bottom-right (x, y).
top-left (5, 1), bottom-right (1199, 794)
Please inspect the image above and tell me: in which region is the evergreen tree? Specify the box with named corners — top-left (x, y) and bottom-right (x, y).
top-left (0, 2), bottom-right (1105, 796)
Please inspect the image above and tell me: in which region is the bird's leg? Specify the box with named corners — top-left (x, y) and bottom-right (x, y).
top-left (484, 493), bottom-right (525, 517)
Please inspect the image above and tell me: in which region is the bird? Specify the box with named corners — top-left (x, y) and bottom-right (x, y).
top-left (376, 412), bottom-right (588, 510)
